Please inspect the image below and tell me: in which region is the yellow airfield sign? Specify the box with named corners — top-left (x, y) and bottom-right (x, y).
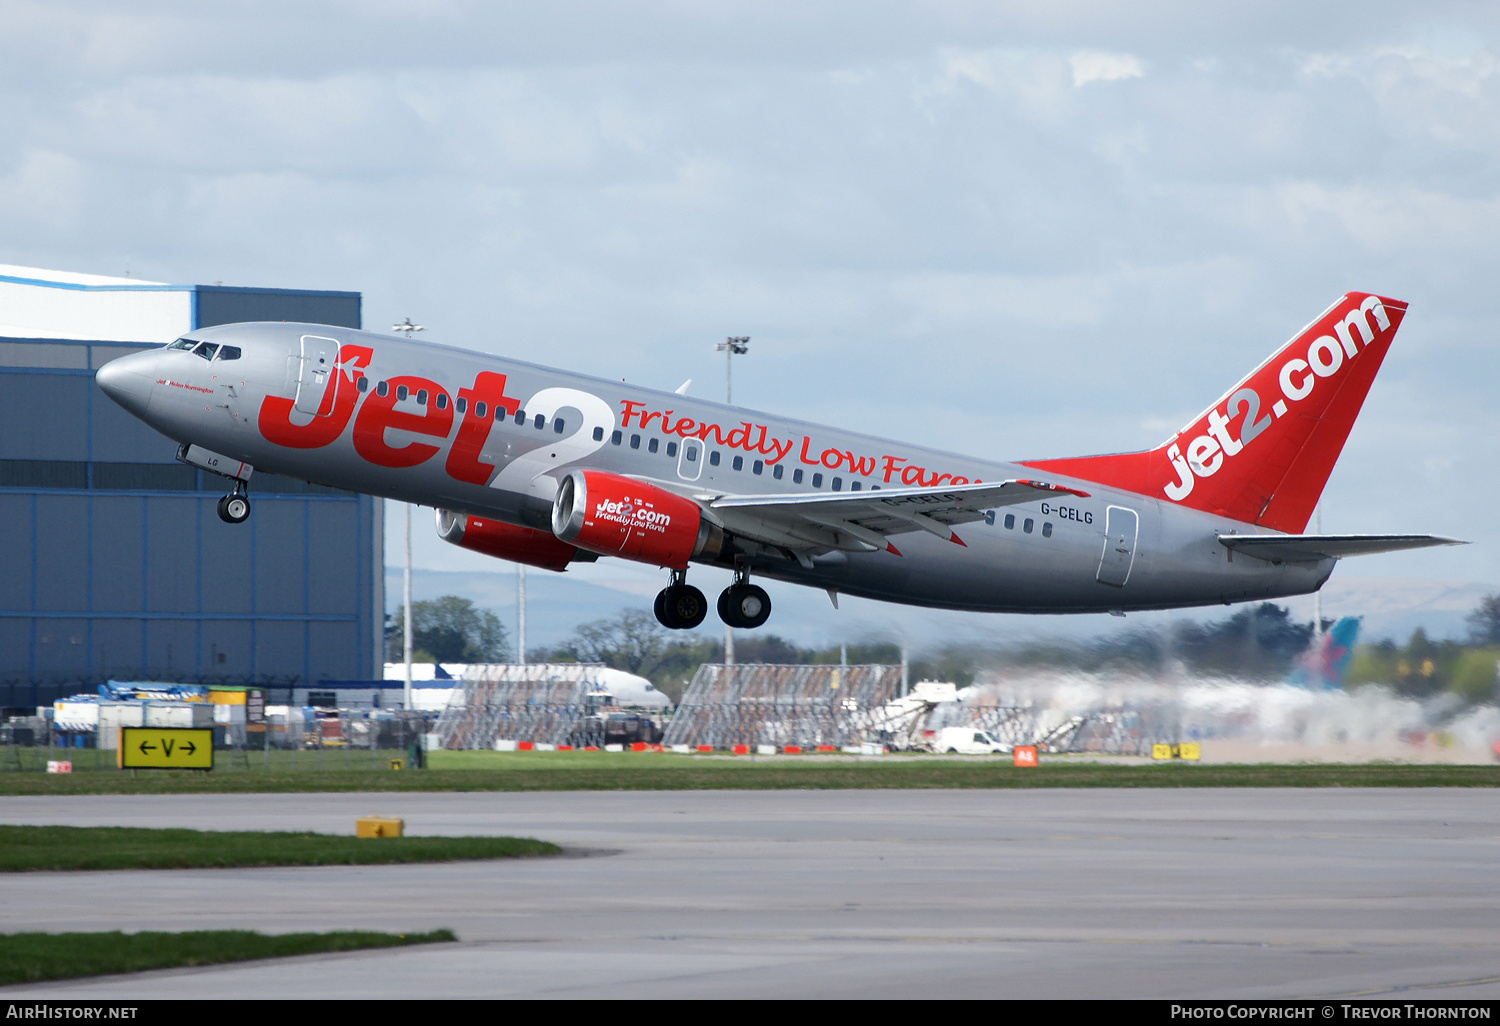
top-left (119, 727), bottom-right (214, 770)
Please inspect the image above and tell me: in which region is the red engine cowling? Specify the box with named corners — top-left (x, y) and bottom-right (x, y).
top-left (435, 509), bottom-right (594, 572)
top-left (550, 469), bottom-right (718, 570)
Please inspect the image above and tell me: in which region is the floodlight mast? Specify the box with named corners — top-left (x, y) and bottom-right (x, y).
top-left (394, 317), bottom-right (425, 708)
top-left (714, 336), bottom-right (749, 666)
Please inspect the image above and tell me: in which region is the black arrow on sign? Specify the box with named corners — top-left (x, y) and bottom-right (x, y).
top-left (181, 740), bottom-right (196, 756)
top-left (138, 741), bottom-right (156, 754)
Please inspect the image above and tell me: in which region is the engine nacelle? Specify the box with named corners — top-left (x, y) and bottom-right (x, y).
top-left (435, 509), bottom-right (595, 572)
top-left (551, 469), bottom-right (721, 569)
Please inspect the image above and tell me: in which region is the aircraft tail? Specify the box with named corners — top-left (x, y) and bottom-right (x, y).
top-left (1288, 616), bottom-right (1361, 690)
top-left (1021, 293), bottom-right (1407, 532)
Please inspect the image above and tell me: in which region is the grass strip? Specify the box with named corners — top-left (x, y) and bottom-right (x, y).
top-left (0, 928), bottom-right (455, 986)
top-left (0, 754), bottom-right (1496, 794)
top-left (0, 825), bottom-right (559, 872)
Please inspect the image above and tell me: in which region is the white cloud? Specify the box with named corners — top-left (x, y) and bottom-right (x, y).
top-left (1069, 50), bottom-right (1145, 87)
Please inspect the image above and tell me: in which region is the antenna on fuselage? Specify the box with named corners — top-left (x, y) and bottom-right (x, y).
top-left (393, 318), bottom-right (425, 338)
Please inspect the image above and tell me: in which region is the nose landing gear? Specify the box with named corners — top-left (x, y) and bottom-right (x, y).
top-left (216, 481), bottom-right (251, 524)
top-left (718, 568), bottom-right (771, 629)
top-left (654, 570), bottom-right (708, 630)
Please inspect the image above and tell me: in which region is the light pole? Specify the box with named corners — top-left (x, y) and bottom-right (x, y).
top-left (715, 337), bottom-right (749, 667)
top-left (392, 319), bottom-right (425, 709)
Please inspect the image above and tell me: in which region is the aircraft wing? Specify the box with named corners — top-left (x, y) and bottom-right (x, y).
top-left (1218, 533), bottom-right (1465, 564)
top-left (708, 479), bottom-right (1089, 555)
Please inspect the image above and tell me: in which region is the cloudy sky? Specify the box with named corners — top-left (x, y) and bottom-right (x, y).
top-left (4, 2), bottom-right (1498, 646)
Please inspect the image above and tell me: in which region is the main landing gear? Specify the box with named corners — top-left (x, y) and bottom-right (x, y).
top-left (653, 567), bottom-right (773, 631)
top-left (718, 568), bottom-right (771, 629)
top-left (654, 571), bottom-right (708, 630)
top-left (216, 480), bottom-right (251, 525)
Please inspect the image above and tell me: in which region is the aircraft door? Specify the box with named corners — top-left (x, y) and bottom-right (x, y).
top-left (1096, 505), bottom-right (1139, 587)
top-left (294, 335), bottom-right (340, 416)
top-left (677, 438), bottom-right (703, 481)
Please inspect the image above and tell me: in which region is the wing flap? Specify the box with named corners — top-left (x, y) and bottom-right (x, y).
top-left (710, 478), bottom-right (1088, 552)
top-left (1219, 533), bottom-right (1465, 563)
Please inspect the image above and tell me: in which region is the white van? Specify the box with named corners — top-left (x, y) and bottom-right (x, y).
top-left (933, 727), bottom-right (1009, 754)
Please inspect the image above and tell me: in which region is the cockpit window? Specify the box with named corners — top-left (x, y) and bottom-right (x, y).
top-left (166, 338), bottom-right (197, 351)
top-left (216, 346), bottom-right (242, 361)
top-left (191, 342), bottom-right (219, 361)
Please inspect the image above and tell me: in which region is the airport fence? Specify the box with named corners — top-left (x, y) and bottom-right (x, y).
top-left (0, 710), bottom-right (435, 774)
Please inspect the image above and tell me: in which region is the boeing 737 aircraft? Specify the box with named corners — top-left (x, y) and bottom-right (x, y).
top-left (95, 292), bottom-right (1460, 631)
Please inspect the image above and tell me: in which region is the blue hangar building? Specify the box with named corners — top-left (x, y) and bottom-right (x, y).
top-left (0, 265), bottom-right (384, 707)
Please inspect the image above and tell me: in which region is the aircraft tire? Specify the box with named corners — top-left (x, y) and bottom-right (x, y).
top-left (653, 588), bottom-right (679, 629)
top-left (218, 494), bottom-right (250, 524)
top-left (720, 584), bottom-right (771, 629)
top-left (665, 584), bottom-right (707, 629)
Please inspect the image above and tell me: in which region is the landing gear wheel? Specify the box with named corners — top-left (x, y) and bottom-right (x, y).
top-left (666, 584), bottom-right (708, 629)
top-left (719, 583), bottom-right (771, 629)
top-left (654, 584), bottom-right (708, 630)
top-left (217, 493), bottom-right (250, 524)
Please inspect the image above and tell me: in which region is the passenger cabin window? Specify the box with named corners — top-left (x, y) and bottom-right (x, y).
top-left (648, 438), bottom-right (659, 453)
top-left (709, 451), bottom-right (721, 466)
top-left (731, 455), bottom-right (743, 471)
top-left (515, 410), bottom-right (526, 425)
top-left (1024, 518), bottom-right (1034, 534)
top-left (534, 414), bottom-right (544, 429)
top-left (593, 426), bottom-right (604, 442)
top-left (772, 464), bottom-right (783, 480)
top-left (554, 419), bottom-right (565, 433)
top-left (1042, 522), bottom-right (1053, 538)
top-left (630, 434), bottom-right (641, 450)
top-left (475, 401), bottom-right (486, 417)
top-left (1004, 514), bottom-right (1015, 529)
top-left (416, 389), bottom-right (428, 406)
top-left (752, 460), bottom-right (762, 475)
top-left (666, 441), bottom-right (677, 457)
top-left (850, 481), bottom-right (860, 491)
top-left (356, 376), bottom-right (369, 393)
top-left (611, 430), bottom-right (622, 445)
top-left (793, 468), bottom-right (803, 484)
top-left (435, 393), bottom-right (448, 409)
top-left (812, 473), bottom-right (823, 488)
top-left (216, 346), bottom-right (241, 361)
top-left (376, 381), bottom-right (389, 397)
top-left (455, 397), bottom-right (467, 413)
top-left (396, 385), bottom-right (409, 401)
top-left (684, 446), bottom-right (696, 461)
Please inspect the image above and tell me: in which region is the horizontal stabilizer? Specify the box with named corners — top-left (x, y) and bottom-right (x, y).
top-left (1219, 533), bottom-right (1465, 564)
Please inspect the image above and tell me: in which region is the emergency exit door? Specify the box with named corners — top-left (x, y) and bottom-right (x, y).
top-left (1096, 506), bottom-right (1139, 587)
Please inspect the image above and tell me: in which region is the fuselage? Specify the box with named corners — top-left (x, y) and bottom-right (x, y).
top-left (95, 321), bottom-right (1333, 616)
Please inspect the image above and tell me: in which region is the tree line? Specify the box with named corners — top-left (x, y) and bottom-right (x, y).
top-left (386, 592), bottom-right (1500, 706)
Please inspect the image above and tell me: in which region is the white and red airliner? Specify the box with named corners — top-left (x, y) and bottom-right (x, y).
top-left (96, 292), bottom-right (1459, 630)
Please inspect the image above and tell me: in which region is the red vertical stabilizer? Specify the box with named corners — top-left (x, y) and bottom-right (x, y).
top-left (1020, 293), bottom-right (1407, 533)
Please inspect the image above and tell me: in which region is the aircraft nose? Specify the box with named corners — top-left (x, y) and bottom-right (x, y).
top-left (95, 352), bottom-right (158, 418)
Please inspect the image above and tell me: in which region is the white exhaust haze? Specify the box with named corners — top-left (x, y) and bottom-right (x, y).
top-left (946, 667), bottom-right (1500, 762)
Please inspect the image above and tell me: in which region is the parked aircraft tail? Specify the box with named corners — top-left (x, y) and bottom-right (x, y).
top-left (1022, 293), bottom-right (1407, 533)
top-left (1287, 616), bottom-right (1361, 690)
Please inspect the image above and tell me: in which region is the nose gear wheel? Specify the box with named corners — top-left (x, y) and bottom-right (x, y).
top-left (216, 481), bottom-right (251, 525)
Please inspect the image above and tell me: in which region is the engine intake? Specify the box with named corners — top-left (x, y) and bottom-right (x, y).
top-left (435, 509), bottom-right (594, 572)
top-left (551, 469), bottom-right (720, 569)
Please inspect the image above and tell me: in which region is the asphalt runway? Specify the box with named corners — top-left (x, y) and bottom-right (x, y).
top-left (2, 788), bottom-right (1498, 999)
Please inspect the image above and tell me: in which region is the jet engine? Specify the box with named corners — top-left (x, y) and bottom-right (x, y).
top-left (551, 469), bottom-right (722, 569)
top-left (435, 509), bottom-right (595, 572)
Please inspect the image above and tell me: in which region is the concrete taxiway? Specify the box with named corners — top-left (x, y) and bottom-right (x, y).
top-left (1, 788), bottom-right (1498, 999)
